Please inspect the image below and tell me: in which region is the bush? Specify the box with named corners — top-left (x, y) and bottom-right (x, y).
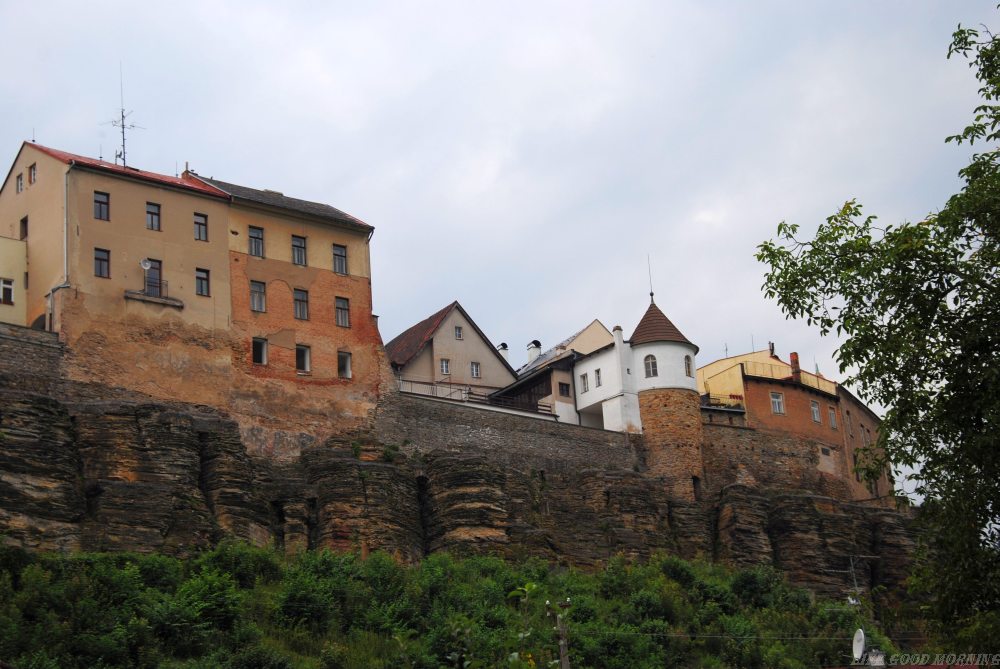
top-left (224, 646), bottom-right (292, 669)
top-left (176, 569), bottom-right (240, 631)
top-left (195, 541), bottom-right (281, 589)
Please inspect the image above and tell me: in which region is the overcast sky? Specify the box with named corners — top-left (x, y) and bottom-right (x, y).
top-left (1, 1), bottom-right (993, 385)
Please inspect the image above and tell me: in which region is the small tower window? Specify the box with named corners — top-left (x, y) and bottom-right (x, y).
top-left (644, 354), bottom-right (658, 378)
top-left (684, 355), bottom-right (693, 377)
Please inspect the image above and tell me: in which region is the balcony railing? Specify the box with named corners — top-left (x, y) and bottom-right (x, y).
top-left (741, 361), bottom-right (837, 395)
top-left (143, 277), bottom-right (167, 298)
top-left (397, 377), bottom-right (554, 415)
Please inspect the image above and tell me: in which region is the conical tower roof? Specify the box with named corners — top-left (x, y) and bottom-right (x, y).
top-left (628, 294), bottom-right (697, 352)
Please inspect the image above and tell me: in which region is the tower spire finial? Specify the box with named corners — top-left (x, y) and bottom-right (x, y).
top-left (647, 254), bottom-right (655, 303)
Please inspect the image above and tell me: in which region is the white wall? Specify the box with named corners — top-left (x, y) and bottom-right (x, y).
top-left (574, 346), bottom-right (619, 412)
top-left (631, 342), bottom-right (698, 393)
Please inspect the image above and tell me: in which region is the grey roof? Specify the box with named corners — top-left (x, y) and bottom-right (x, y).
top-left (198, 176), bottom-right (372, 233)
top-left (516, 326), bottom-right (587, 376)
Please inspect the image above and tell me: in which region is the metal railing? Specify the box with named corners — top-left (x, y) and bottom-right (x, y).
top-left (397, 378), bottom-right (554, 415)
top-left (741, 361), bottom-right (837, 395)
top-left (143, 277), bottom-right (168, 299)
top-left (701, 393), bottom-right (745, 409)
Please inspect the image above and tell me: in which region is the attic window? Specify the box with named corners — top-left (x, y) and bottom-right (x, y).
top-left (455, 325), bottom-right (463, 340)
top-left (28, 163), bottom-right (36, 184)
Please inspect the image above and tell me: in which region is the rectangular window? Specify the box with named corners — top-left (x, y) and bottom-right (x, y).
top-left (595, 368), bottom-right (602, 387)
top-left (296, 345), bottom-right (311, 373)
top-left (15, 174), bottom-right (23, 193)
top-left (94, 248), bottom-right (110, 278)
top-left (338, 351), bottom-right (352, 379)
top-left (332, 244), bottom-right (348, 274)
top-left (335, 297), bottom-right (350, 327)
top-left (248, 226), bottom-right (264, 257)
top-left (770, 391), bottom-right (785, 414)
top-left (19, 216), bottom-right (27, 240)
top-left (470, 361), bottom-right (481, 378)
top-left (195, 268), bottom-right (210, 296)
top-left (455, 326), bottom-right (464, 339)
top-left (440, 358), bottom-right (450, 375)
top-left (144, 259), bottom-right (162, 297)
top-left (292, 235), bottom-right (307, 265)
top-left (28, 163), bottom-right (36, 184)
top-left (558, 382), bottom-right (571, 397)
top-left (294, 289), bottom-right (309, 320)
top-left (194, 213), bottom-right (208, 241)
top-left (94, 191), bottom-right (110, 220)
top-left (146, 203), bottom-right (161, 231)
top-left (828, 407), bottom-right (838, 429)
top-left (810, 400), bottom-right (821, 423)
top-left (580, 373), bottom-right (589, 393)
top-left (250, 280), bottom-right (266, 312)
top-left (0, 278), bottom-right (13, 305)
top-left (252, 338), bottom-right (268, 365)
top-left (846, 411), bottom-right (853, 436)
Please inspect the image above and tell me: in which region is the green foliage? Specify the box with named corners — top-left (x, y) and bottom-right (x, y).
top-left (0, 542), bottom-right (905, 668)
top-left (756, 13), bottom-right (1000, 643)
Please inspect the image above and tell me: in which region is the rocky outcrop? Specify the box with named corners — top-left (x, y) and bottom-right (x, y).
top-left (0, 384), bottom-right (913, 599)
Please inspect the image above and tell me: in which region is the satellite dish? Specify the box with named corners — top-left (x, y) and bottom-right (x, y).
top-left (139, 258), bottom-right (152, 271)
top-left (852, 628), bottom-right (866, 662)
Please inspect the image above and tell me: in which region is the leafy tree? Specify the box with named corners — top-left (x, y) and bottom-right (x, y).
top-left (756, 16), bottom-right (1000, 642)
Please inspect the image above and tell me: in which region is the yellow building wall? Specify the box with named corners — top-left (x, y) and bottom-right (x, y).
top-left (65, 168), bottom-right (232, 331)
top-left (227, 205), bottom-right (371, 279)
top-left (0, 145), bottom-right (70, 328)
top-left (0, 236), bottom-right (27, 325)
top-left (569, 319), bottom-right (614, 355)
top-left (696, 350), bottom-right (780, 394)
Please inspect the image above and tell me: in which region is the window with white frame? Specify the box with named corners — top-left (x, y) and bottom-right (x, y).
top-left (440, 358), bottom-right (450, 375)
top-left (28, 163), bottom-right (36, 184)
top-left (338, 351), bottom-right (352, 379)
top-left (0, 278), bottom-right (13, 305)
top-left (15, 174), bottom-right (23, 193)
top-left (580, 372), bottom-right (589, 392)
top-left (296, 345), bottom-right (311, 373)
top-left (644, 355), bottom-right (657, 378)
top-left (250, 281), bottom-right (266, 312)
top-left (595, 368), bottom-right (602, 387)
top-left (810, 400), bottom-right (821, 423)
top-left (770, 391), bottom-right (785, 414)
top-left (684, 355), bottom-right (693, 377)
top-left (455, 325), bottom-right (463, 340)
top-left (470, 361), bottom-right (480, 378)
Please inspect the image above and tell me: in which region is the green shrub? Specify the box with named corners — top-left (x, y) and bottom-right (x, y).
top-left (195, 540), bottom-right (281, 589)
top-left (224, 646), bottom-right (293, 669)
top-left (176, 569), bottom-right (240, 630)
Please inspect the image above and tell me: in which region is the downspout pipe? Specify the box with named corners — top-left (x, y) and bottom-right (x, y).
top-left (46, 164), bottom-right (72, 331)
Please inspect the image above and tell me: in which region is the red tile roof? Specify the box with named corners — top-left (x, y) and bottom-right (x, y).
top-left (26, 142), bottom-right (229, 199)
top-left (384, 301), bottom-right (458, 367)
top-left (384, 301), bottom-right (518, 378)
top-left (629, 298), bottom-right (697, 351)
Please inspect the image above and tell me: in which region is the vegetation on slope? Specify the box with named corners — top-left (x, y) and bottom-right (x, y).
top-left (0, 541), bottom-right (897, 669)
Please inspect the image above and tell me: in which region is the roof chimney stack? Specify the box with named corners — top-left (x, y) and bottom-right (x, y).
top-left (768, 341), bottom-right (775, 357)
top-left (790, 351), bottom-right (801, 383)
top-left (497, 342), bottom-right (509, 361)
top-left (527, 340), bottom-right (541, 363)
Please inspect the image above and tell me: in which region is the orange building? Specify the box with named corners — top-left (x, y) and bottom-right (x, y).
top-left (0, 142), bottom-right (386, 455)
top-left (698, 345), bottom-right (893, 504)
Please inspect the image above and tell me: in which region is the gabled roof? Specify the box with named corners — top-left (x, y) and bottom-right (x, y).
top-left (384, 301), bottom-right (518, 377)
top-left (16, 142), bottom-right (229, 199)
top-left (628, 297), bottom-right (697, 352)
top-left (196, 176), bottom-right (372, 233)
top-left (516, 319), bottom-right (612, 377)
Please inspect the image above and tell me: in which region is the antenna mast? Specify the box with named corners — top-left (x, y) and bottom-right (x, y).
top-left (107, 63), bottom-right (143, 166)
top-left (647, 254), bottom-right (654, 303)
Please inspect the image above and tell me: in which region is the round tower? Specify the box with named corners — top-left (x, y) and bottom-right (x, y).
top-left (630, 293), bottom-right (704, 502)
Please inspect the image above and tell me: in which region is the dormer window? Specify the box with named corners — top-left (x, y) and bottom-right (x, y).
top-left (684, 355), bottom-right (693, 377)
top-left (644, 354), bottom-right (658, 378)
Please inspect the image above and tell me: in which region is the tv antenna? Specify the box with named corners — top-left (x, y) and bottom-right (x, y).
top-left (103, 63), bottom-right (143, 166)
top-left (647, 254), bottom-right (655, 303)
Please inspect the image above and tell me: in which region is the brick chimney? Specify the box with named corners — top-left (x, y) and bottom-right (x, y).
top-left (790, 351), bottom-right (801, 383)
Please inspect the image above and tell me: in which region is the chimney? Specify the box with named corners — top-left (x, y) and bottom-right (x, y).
top-left (790, 351), bottom-right (801, 383)
top-left (527, 340), bottom-right (541, 363)
top-left (768, 341), bottom-right (775, 357)
top-left (497, 342), bottom-right (509, 361)
top-left (612, 325), bottom-right (624, 349)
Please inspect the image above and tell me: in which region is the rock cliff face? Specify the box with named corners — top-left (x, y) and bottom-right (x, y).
top-left (0, 320), bottom-right (913, 598)
top-left (0, 385), bottom-right (914, 600)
